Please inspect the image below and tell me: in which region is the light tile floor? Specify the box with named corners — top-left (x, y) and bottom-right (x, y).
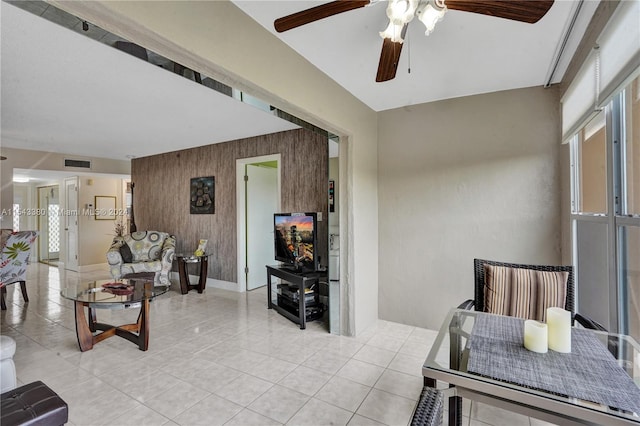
top-left (1, 263), bottom-right (556, 426)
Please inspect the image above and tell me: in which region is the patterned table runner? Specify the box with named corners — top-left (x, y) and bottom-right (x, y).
top-left (467, 313), bottom-right (640, 414)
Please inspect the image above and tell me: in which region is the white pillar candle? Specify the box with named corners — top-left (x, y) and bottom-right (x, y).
top-left (523, 320), bottom-right (548, 353)
top-left (547, 307), bottom-right (572, 353)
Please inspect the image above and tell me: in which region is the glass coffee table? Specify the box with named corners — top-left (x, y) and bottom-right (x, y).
top-left (61, 278), bottom-right (169, 352)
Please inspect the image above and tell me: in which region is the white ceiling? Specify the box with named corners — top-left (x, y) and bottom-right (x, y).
top-left (0, 1), bottom-right (299, 162)
top-left (233, 0), bottom-right (599, 112)
top-left (1, 0), bottom-right (597, 174)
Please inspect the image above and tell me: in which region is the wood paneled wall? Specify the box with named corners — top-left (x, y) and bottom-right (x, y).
top-left (131, 128), bottom-right (328, 284)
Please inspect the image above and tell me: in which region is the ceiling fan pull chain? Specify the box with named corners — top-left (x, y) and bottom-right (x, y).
top-left (407, 28), bottom-right (411, 74)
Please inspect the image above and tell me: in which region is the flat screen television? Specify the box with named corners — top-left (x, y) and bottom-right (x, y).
top-left (274, 212), bottom-right (318, 272)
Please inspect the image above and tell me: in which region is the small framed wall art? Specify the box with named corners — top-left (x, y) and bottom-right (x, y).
top-left (190, 176), bottom-right (215, 214)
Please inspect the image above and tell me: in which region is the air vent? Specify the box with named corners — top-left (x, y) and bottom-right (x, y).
top-left (64, 159), bottom-right (92, 169)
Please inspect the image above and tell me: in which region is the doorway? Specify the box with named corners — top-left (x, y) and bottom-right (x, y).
top-left (37, 185), bottom-right (60, 266)
top-left (63, 177), bottom-right (79, 272)
top-left (236, 154), bottom-right (281, 291)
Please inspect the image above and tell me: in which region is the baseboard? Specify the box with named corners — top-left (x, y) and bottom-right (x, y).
top-left (206, 278), bottom-right (241, 292)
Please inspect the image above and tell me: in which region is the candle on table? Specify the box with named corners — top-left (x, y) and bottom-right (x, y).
top-left (523, 320), bottom-right (548, 353)
top-left (547, 307), bottom-right (572, 353)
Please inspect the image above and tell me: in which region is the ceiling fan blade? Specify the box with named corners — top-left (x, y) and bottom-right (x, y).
top-left (376, 26), bottom-right (408, 82)
top-left (274, 1), bottom-right (370, 33)
top-left (376, 39), bottom-right (403, 82)
top-left (445, 0), bottom-right (554, 23)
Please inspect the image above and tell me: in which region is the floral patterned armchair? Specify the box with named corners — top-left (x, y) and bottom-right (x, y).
top-left (0, 231), bottom-right (38, 310)
top-left (107, 231), bottom-right (176, 286)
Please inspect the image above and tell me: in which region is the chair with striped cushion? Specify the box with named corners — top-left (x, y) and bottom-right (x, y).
top-left (411, 387), bottom-right (443, 426)
top-left (459, 258), bottom-right (605, 329)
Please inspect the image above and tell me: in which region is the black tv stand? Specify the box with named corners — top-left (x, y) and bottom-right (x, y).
top-left (266, 265), bottom-right (326, 330)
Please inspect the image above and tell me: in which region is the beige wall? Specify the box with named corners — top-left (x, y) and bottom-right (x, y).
top-left (77, 176), bottom-right (123, 267)
top-left (378, 86), bottom-right (563, 329)
top-left (53, 0), bottom-right (379, 335)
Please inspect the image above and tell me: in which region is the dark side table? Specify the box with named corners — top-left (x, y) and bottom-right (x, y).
top-left (175, 253), bottom-right (211, 294)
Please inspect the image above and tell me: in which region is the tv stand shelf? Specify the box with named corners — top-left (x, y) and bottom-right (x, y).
top-left (266, 265), bottom-right (326, 330)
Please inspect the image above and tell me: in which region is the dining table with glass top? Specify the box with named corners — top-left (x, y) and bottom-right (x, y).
top-left (60, 278), bottom-right (169, 352)
top-left (423, 308), bottom-right (640, 426)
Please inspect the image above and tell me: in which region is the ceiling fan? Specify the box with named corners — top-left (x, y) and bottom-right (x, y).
top-left (274, 0), bottom-right (554, 82)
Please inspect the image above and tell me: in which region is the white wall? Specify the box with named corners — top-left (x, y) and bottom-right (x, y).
top-left (378, 86), bottom-right (563, 330)
top-left (53, 0), bottom-right (379, 336)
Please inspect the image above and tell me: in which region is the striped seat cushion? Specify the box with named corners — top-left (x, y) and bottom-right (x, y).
top-left (484, 265), bottom-right (568, 321)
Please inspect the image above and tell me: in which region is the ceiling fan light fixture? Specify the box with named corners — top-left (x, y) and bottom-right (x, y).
top-left (417, 0), bottom-right (446, 35)
top-left (386, 0), bottom-right (418, 25)
top-left (272, 0), bottom-right (554, 84)
top-left (379, 22), bottom-right (406, 43)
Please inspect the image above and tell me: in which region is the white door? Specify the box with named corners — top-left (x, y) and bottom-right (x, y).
top-left (37, 187), bottom-right (50, 261)
top-left (246, 164), bottom-right (278, 290)
top-left (64, 177), bottom-right (79, 271)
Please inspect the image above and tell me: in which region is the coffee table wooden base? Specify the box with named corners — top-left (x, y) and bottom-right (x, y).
top-left (74, 300), bottom-right (149, 351)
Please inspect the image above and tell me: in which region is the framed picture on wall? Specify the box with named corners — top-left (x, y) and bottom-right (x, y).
top-left (190, 176), bottom-right (215, 214)
top-left (95, 196), bottom-right (116, 220)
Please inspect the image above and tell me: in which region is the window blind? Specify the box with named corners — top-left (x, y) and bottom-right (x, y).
top-left (561, 51), bottom-right (599, 141)
top-left (597, 0), bottom-right (640, 106)
top-left (561, 0), bottom-right (640, 142)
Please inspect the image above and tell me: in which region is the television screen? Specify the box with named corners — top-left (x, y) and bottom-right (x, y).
top-left (274, 212), bottom-right (317, 271)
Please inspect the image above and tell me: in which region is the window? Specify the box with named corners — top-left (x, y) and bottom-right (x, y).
top-left (565, 0), bottom-right (640, 340)
top-left (622, 77), bottom-right (640, 216)
top-left (12, 204), bottom-right (19, 231)
top-left (48, 204), bottom-right (60, 253)
top-left (575, 111), bottom-right (608, 214)
top-left (617, 76), bottom-right (640, 341)
top-left (618, 225), bottom-right (639, 338)
top-left (570, 75), bottom-right (640, 341)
